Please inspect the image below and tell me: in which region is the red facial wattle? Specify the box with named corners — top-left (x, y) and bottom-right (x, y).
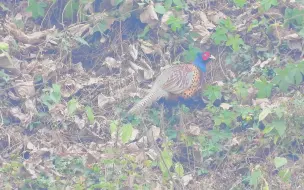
top-left (202, 52), bottom-right (210, 61)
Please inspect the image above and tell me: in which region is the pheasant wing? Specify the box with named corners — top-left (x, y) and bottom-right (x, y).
top-left (157, 65), bottom-right (195, 94)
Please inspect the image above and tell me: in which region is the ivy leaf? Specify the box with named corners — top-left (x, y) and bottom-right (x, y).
top-left (254, 78), bottom-right (273, 98)
top-left (249, 168), bottom-right (262, 189)
top-left (183, 44), bottom-right (201, 62)
top-left (211, 27), bottom-right (228, 45)
top-left (203, 85), bottom-right (222, 103)
top-left (226, 34), bottom-right (244, 52)
top-left (233, 0), bottom-right (247, 8)
top-left (154, 5), bottom-right (166, 14)
top-left (260, 0), bottom-right (278, 11)
top-left (26, 0), bottom-right (47, 19)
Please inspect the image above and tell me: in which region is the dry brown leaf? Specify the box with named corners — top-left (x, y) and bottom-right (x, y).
top-left (59, 78), bottom-right (81, 98)
top-left (190, 11), bottom-right (215, 43)
top-left (182, 174), bottom-right (193, 186)
top-left (49, 104), bottom-right (68, 122)
top-left (146, 125), bottom-right (160, 143)
top-left (13, 74), bottom-right (35, 99)
top-left (129, 44), bottom-right (138, 61)
top-left (10, 107), bottom-right (32, 125)
top-left (4, 21), bottom-right (56, 45)
top-left (139, 2), bottom-right (158, 28)
top-left (24, 99), bottom-right (37, 115)
top-left (97, 93), bottom-right (116, 109)
top-left (187, 125), bottom-right (200, 136)
top-left (207, 10), bottom-right (227, 24)
top-left (160, 11), bottom-right (174, 31)
top-left (139, 39), bottom-right (156, 54)
top-left (103, 57), bottom-right (121, 69)
top-left (220, 103), bottom-right (232, 110)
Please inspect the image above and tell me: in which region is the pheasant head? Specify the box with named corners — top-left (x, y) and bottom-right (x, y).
top-left (193, 51), bottom-right (216, 72)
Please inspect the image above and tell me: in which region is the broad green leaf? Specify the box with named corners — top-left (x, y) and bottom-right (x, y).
top-left (73, 36), bottom-right (90, 46)
top-left (85, 106), bottom-right (95, 124)
top-left (211, 27), bottom-right (228, 45)
top-left (0, 42), bottom-right (9, 51)
top-left (226, 34), bottom-right (244, 52)
top-left (67, 98), bottom-right (78, 115)
top-left (121, 123), bottom-right (133, 143)
top-left (263, 126), bottom-right (274, 134)
top-left (272, 120), bottom-right (286, 137)
top-left (254, 78), bottom-right (273, 98)
top-left (26, 0), bottom-right (47, 19)
top-left (274, 157), bottom-right (287, 169)
top-left (159, 149), bottom-right (173, 177)
top-left (278, 169), bottom-right (291, 182)
top-left (174, 162), bottom-right (184, 177)
top-left (173, 0), bottom-right (184, 7)
top-left (164, 0), bottom-right (172, 9)
top-left (259, 108), bottom-right (272, 121)
top-left (233, 0), bottom-right (247, 8)
top-left (63, 0), bottom-right (79, 19)
top-left (110, 120), bottom-right (118, 136)
top-left (155, 5), bottom-right (166, 14)
top-left (93, 20), bottom-right (109, 33)
top-left (260, 0), bottom-right (278, 11)
top-left (203, 85), bottom-right (222, 103)
top-left (249, 168), bottom-right (262, 189)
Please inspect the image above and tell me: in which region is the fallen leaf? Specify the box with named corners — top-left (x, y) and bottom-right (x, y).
top-left (187, 125), bottom-right (200, 136)
top-left (97, 93), bottom-right (116, 109)
top-left (140, 2), bottom-right (158, 28)
top-left (220, 103), bottom-right (232, 110)
top-left (129, 44), bottom-right (138, 61)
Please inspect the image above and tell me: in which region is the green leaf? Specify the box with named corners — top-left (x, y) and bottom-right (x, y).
top-left (159, 148), bottom-right (173, 177)
top-left (155, 5), bottom-right (166, 14)
top-left (211, 27), bottom-right (228, 45)
top-left (259, 108), bottom-right (272, 121)
top-left (26, 0), bottom-right (47, 19)
top-left (183, 44), bottom-right (201, 62)
top-left (260, 0), bottom-right (278, 11)
top-left (0, 42), bottom-right (9, 51)
top-left (173, 0), bottom-right (184, 7)
top-left (112, 0), bottom-right (124, 6)
top-left (93, 20), bottom-right (109, 34)
top-left (63, 0), bottom-right (79, 19)
top-left (85, 106), bottom-right (95, 124)
top-left (164, 0), bottom-right (172, 9)
top-left (226, 34), bottom-right (244, 52)
top-left (254, 78), bottom-right (273, 98)
top-left (278, 169), bottom-right (291, 182)
top-left (167, 16), bottom-right (183, 32)
top-left (233, 0), bottom-right (247, 8)
top-left (174, 162), bottom-right (184, 177)
top-left (67, 98), bottom-right (78, 115)
top-left (121, 123), bottom-right (133, 143)
top-left (110, 120), bottom-right (118, 136)
top-left (249, 168), bottom-right (262, 189)
top-left (274, 157), bottom-right (287, 169)
top-left (272, 120), bottom-right (286, 137)
top-left (73, 36), bottom-right (90, 46)
top-left (203, 85), bottom-right (222, 103)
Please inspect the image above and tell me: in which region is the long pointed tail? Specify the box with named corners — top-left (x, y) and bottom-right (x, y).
top-left (128, 89), bottom-right (168, 115)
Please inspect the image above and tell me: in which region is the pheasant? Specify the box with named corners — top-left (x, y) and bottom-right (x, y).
top-left (128, 51), bottom-right (215, 115)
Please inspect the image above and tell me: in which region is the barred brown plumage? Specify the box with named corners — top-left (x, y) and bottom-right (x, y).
top-left (128, 52), bottom-right (215, 115)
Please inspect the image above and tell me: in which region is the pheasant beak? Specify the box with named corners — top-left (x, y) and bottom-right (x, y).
top-left (210, 55), bottom-right (216, 60)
